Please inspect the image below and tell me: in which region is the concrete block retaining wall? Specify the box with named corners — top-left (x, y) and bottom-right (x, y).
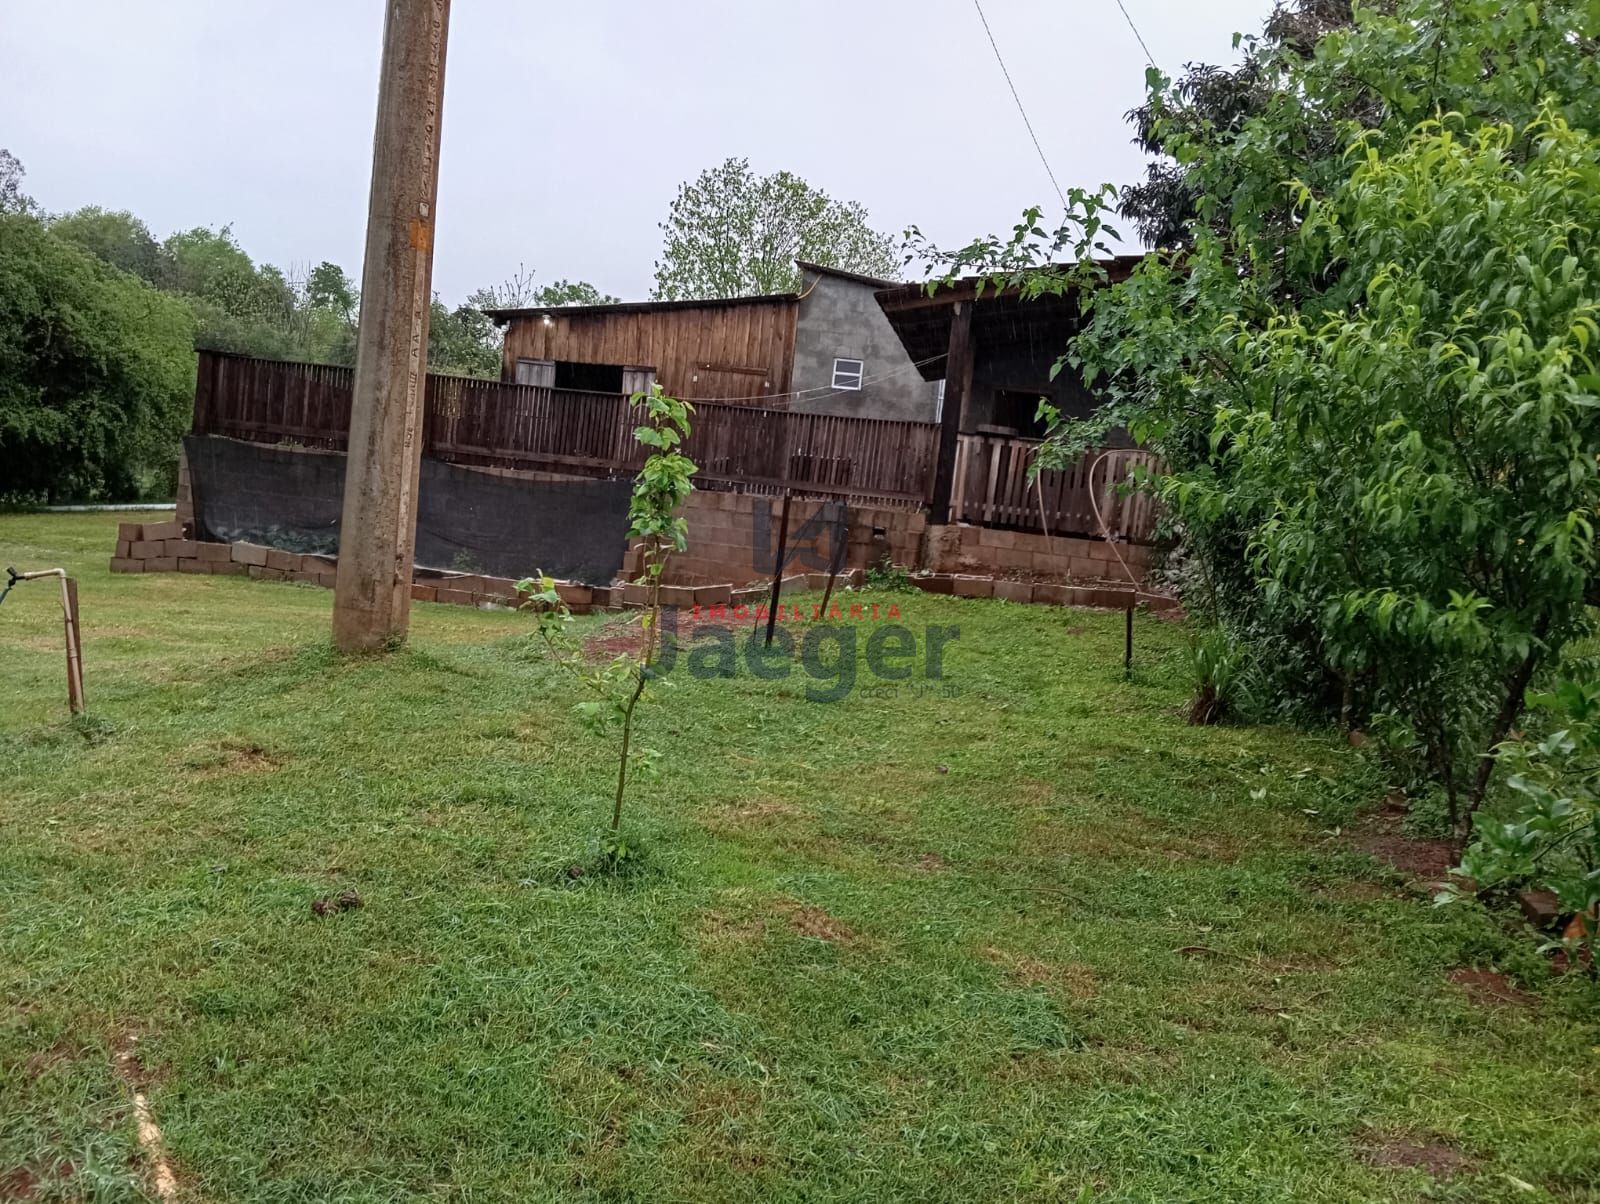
top-left (115, 487), bottom-right (1173, 616)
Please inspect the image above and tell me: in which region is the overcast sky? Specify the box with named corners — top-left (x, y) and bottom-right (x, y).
top-left (3, 1), bottom-right (1272, 303)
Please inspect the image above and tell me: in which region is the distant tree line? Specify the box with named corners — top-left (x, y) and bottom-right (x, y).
top-left (1, 146), bottom-right (896, 503)
top-left (0, 152), bottom-right (613, 503)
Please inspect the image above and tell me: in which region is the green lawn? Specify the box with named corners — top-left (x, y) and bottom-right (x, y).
top-left (2, 512), bottom-right (1596, 1203)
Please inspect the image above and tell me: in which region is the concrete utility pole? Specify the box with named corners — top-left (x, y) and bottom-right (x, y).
top-left (332, 0), bottom-right (451, 652)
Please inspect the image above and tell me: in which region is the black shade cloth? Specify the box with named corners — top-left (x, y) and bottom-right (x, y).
top-left (185, 434), bottom-right (631, 584)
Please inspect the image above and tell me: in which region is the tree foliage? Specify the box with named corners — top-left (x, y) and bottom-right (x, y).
top-left (652, 158), bottom-right (897, 299)
top-left (0, 149), bottom-right (38, 217)
top-left (0, 214), bottom-right (195, 502)
top-left (912, 0), bottom-right (1600, 830)
top-left (1080, 0), bottom-right (1600, 827)
top-left (0, 148), bottom-right (616, 495)
top-left (1454, 677), bottom-right (1600, 966)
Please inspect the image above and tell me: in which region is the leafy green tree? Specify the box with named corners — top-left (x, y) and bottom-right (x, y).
top-left (426, 299), bottom-right (502, 378)
top-left (527, 278), bottom-right (617, 308)
top-left (0, 215), bottom-right (195, 501)
top-left (50, 207), bottom-right (165, 284)
top-left (0, 149), bottom-right (38, 217)
top-left (1157, 112), bottom-right (1600, 830)
top-left (912, 0), bottom-right (1600, 825)
top-left (652, 158), bottom-right (897, 299)
top-left (305, 261), bottom-right (357, 322)
top-left (427, 272), bottom-right (618, 379)
top-left (156, 225), bottom-right (302, 359)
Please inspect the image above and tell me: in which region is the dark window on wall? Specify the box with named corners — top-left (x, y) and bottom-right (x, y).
top-left (554, 361), bottom-right (625, 393)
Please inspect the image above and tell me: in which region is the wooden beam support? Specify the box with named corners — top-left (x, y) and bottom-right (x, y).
top-left (928, 300), bottom-right (973, 525)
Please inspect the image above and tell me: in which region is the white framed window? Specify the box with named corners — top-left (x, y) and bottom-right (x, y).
top-left (831, 357), bottom-right (864, 390)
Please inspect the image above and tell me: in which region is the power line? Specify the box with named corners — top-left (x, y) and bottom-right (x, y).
top-left (1112, 0), bottom-right (1158, 69)
top-left (971, 0), bottom-right (1068, 212)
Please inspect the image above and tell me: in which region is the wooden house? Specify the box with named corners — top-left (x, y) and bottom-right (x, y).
top-left (484, 263), bottom-right (940, 421)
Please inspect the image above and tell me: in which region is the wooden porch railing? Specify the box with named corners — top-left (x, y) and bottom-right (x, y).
top-left (949, 433), bottom-right (1160, 543)
top-left (190, 351), bottom-right (1159, 540)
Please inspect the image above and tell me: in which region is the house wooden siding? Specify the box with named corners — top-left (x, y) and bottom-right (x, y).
top-left (499, 297), bottom-right (799, 405)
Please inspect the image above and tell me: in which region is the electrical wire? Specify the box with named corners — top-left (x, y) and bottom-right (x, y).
top-left (1112, 0), bottom-right (1158, 69)
top-left (971, 0), bottom-right (1068, 211)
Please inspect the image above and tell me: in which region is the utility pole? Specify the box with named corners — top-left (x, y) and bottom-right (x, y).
top-left (332, 0), bottom-right (451, 652)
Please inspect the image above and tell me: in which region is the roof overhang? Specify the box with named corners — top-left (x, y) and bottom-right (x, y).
top-left (875, 255), bottom-right (1146, 380)
top-left (795, 259), bottom-right (899, 289)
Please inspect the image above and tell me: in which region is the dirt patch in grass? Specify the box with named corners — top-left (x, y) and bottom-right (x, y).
top-left (181, 739), bottom-right (284, 778)
top-left (22, 1039), bottom-right (76, 1079)
top-left (983, 946), bottom-right (1098, 999)
top-left (915, 852), bottom-right (947, 872)
top-left (1346, 797), bottom-right (1457, 884)
top-left (583, 614), bottom-right (729, 661)
top-left (780, 901), bottom-right (858, 943)
top-left (1448, 967), bottom-right (1538, 1008)
top-left (1358, 1132), bottom-right (1478, 1179)
top-left (0, 1167), bottom-right (41, 1200)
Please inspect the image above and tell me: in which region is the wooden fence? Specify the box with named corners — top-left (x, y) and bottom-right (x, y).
top-left (191, 351), bottom-right (1158, 541)
top-left (948, 434), bottom-right (1160, 543)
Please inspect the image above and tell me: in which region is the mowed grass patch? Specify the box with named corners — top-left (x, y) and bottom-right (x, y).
top-left (0, 512), bottom-right (1597, 1202)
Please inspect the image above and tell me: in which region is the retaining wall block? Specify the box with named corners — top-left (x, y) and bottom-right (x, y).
top-left (1032, 583), bottom-right (1071, 607)
top-left (992, 579), bottom-right (1035, 604)
top-left (952, 575), bottom-right (994, 598)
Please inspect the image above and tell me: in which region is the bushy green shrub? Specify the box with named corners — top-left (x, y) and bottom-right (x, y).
top-left (1456, 678), bottom-right (1600, 967)
top-left (0, 215), bottom-right (195, 502)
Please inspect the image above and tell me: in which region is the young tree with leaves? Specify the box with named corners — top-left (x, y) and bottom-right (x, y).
top-left (521, 386), bottom-right (695, 862)
top-left (652, 158), bottom-right (897, 299)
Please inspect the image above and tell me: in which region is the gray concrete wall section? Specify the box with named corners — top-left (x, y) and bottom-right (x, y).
top-left (790, 271), bottom-right (940, 421)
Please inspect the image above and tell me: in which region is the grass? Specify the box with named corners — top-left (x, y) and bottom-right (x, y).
top-left (1, 511), bottom-right (1597, 1203)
